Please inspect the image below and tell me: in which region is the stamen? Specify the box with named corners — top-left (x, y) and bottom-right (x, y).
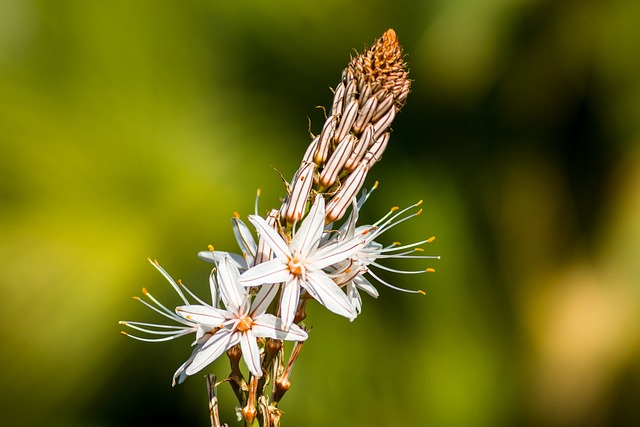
top-left (370, 261), bottom-right (429, 275)
top-left (255, 188), bottom-right (261, 215)
top-left (365, 269), bottom-right (423, 294)
top-left (288, 257), bottom-right (305, 276)
top-left (208, 244), bottom-right (215, 251)
top-left (236, 316), bottom-right (254, 332)
top-left (148, 258), bottom-right (190, 305)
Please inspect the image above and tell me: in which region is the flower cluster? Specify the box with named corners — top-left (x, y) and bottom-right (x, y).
top-left (120, 29), bottom-right (438, 426)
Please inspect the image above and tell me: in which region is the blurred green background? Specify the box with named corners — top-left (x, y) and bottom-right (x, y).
top-left (1, 0), bottom-right (639, 426)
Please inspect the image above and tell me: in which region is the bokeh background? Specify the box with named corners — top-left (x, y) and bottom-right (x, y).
top-left (1, 0), bottom-right (639, 426)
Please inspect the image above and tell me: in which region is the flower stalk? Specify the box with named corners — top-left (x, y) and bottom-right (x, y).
top-left (120, 29), bottom-right (438, 427)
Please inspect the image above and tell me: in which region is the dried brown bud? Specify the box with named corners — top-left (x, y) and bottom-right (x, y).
top-left (346, 28), bottom-right (410, 109)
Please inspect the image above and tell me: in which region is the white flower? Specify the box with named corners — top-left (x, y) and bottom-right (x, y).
top-left (174, 256), bottom-right (308, 382)
top-left (240, 195), bottom-right (364, 330)
top-left (120, 257), bottom-right (307, 386)
top-left (329, 195), bottom-right (439, 312)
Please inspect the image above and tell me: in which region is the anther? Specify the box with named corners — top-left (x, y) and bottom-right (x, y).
top-left (427, 236), bottom-right (435, 243)
top-left (208, 244), bottom-right (214, 251)
top-left (426, 268), bottom-right (435, 273)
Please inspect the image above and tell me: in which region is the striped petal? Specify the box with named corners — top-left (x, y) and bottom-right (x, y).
top-left (252, 313), bottom-right (308, 341)
top-left (217, 257), bottom-right (246, 313)
top-left (247, 214), bottom-right (291, 260)
top-left (280, 278), bottom-right (301, 331)
top-left (185, 328), bottom-right (240, 376)
top-left (175, 305), bottom-right (227, 327)
top-left (303, 272), bottom-right (357, 320)
top-left (240, 258), bottom-right (290, 287)
top-left (290, 195), bottom-right (325, 259)
top-left (239, 332), bottom-right (263, 378)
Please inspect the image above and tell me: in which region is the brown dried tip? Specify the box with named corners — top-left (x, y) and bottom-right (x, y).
top-left (348, 29), bottom-right (410, 106)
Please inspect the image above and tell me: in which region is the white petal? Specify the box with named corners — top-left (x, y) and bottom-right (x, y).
top-left (252, 313), bottom-right (308, 341)
top-left (185, 328), bottom-right (240, 376)
top-left (248, 214), bottom-right (291, 259)
top-left (290, 194), bottom-right (325, 259)
top-left (354, 275), bottom-right (379, 298)
top-left (172, 342), bottom-right (204, 386)
top-left (176, 305), bottom-right (227, 327)
top-left (280, 279), bottom-right (300, 331)
top-left (217, 257), bottom-right (245, 313)
top-left (232, 217), bottom-right (257, 263)
top-left (239, 332), bottom-right (262, 378)
top-left (303, 272), bottom-right (357, 320)
top-left (240, 258), bottom-right (290, 287)
top-left (208, 270), bottom-right (219, 308)
top-left (310, 237), bottom-right (365, 270)
top-left (250, 283), bottom-right (279, 317)
top-left (198, 250), bottom-right (247, 271)
top-left (346, 282), bottom-right (363, 315)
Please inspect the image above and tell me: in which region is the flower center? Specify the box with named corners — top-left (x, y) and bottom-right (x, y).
top-left (236, 316), bottom-right (254, 332)
top-left (287, 256), bottom-right (305, 276)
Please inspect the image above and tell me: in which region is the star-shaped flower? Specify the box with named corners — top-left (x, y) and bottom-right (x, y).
top-left (240, 195), bottom-right (364, 330)
top-left (174, 256), bottom-right (308, 381)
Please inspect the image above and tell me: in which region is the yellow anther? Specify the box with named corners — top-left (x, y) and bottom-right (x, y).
top-left (256, 188), bottom-right (261, 196)
top-left (208, 244), bottom-right (214, 251)
top-left (415, 248), bottom-right (424, 252)
top-left (416, 200), bottom-right (423, 206)
top-left (142, 287), bottom-right (148, 295)
top-left (418, 290), bottom-right (426, 295)
top-left (390, 206), bottom-right (399, 211)
top-left (426, 268), bottom-right (435, 273)
top-left (427, 236), bottom-right (435, 243)
top-left (178, 279), bottom-right (183, 286)
top-left (233, 212), bottom-right (240, 219)
top-left (416, 208), bottom-right (423, 215)
top-left (373, 181), bottom-right (379, 189)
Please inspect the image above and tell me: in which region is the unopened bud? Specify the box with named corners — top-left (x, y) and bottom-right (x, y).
top-left (281, 162), bottom-right (315, 224)
top-left (353, 95), bottom-right (378, 134)
top-left (344, 125), bottom-right (374, 172)
top-left (372, 106), bottom-right (396, 141)
top-left (302, 136), bottom-right (320, 164)
top-left (325, 163), bottom-right (368, 223)
top-left (331, 82), bottom-right (346, 117)
top-left (319, 134), bottom-right (355, 189)
top-left (314, 116), bottom-right (338, 165)
top-left (364, 132), bottom-right (390, 167)
top-left (333, 99), bottom-right (359, 143)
